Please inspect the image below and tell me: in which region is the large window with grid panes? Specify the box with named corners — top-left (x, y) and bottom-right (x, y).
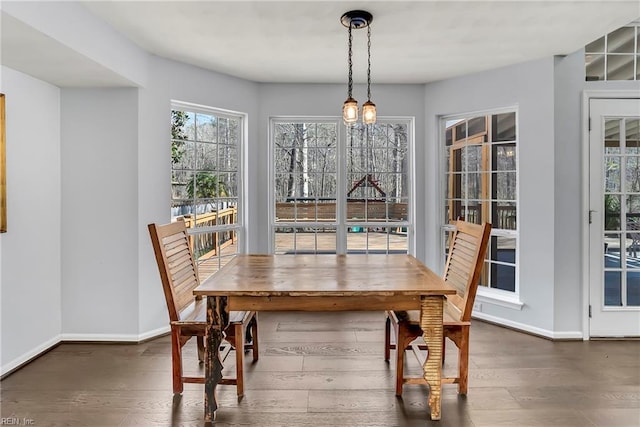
top-left (170, 102), bottom-right (245, 279)
top-left (270, 118), bottom-right (413, 255)
top-left (442, 110), bottom-right (518, 293)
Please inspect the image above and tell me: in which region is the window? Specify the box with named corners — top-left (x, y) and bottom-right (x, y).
top-left (442, 110), bottom-right (517, 293)
top-left (585, 22), bottom-right (640, 81)
top-left (171, 102), bottom-right (244, 278)
top-left (271, 118), bottom-right (412, 254)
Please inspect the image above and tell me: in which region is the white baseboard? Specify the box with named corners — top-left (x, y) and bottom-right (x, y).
top-left (138, 325), bottom-right (170, 342)
top-left (61, 326), bottom-right (170, 342)
top-left (473, 311), bottom-right (584, 340)
top-left (60, 333), bottom-right (140, 342)
top-left (1, 334), bottom-right (61, 377)
top-left (2, 326), bottom-right (171, 378)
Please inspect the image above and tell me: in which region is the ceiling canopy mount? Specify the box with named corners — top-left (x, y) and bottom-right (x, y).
top-left (340, 10), bottom-right (373, 30)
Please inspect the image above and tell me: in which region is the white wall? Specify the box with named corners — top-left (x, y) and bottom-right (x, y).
top-left (60, 88), bottom-right (139, 338)
top-left (424, 58), bottom-right (559, 335)
top-left (0, 66), bottom-right (62, 375)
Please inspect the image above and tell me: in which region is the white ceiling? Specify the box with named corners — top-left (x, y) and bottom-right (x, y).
top-left (4, 1), bottom-right (640, 86)
top-left (81, 1), bottom-right (640, 84)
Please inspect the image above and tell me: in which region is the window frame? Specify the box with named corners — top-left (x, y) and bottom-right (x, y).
top-left (439, 107), bottom-right (520, 301)
top-left (170, 100), bottom-right (248, 271)
top-left (268, 116), bottom-right (415, 255)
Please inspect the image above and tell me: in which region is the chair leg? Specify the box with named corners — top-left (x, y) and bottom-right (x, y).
top-left (458, 327), bottom-right (469, 395)
top-left (395, 323), bottom-right (410, 397)
top-left (245, 317), bottom-right (253, 346)
top-left (442, 335), bottom-right (446, 366)
top-left (384, 314), bottom-right (391, 362)
top-left (170, 327), bottom-right (184, 394)
top-left (196, 335), bottom-right (205, 364)
top-left (251, 315), bottom-right (259, 362)
top-left (235, 323), bottom-right (245, 397)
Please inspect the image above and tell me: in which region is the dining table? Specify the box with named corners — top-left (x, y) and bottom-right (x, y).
top-left (193, 253), bottom-right (456, 423)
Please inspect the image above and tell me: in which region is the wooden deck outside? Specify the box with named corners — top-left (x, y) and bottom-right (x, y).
top-left (196, 231), bottom-right (409, 281)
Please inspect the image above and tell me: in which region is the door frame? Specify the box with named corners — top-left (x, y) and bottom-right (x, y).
top-left (582, 90), bottom-right (640, 339)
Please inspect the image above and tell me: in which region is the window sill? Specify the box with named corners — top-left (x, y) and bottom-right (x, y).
top-left (476, 290), bottom-right (524, 311)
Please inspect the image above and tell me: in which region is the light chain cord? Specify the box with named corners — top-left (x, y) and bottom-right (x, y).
top-left (348, 24), bottom-right (353, 98)
top-left (367, 24), bottom-right (372, 101)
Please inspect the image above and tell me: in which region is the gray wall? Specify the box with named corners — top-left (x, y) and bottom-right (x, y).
top-left (0, 66), bottom-right (62, 373)
top-left (60, 88), bottom-right (139, 337)
top-left (553, 50), bottom-right (586, 334)
top-left (137, 56), bottom-right (259, 334)
top-left (424, 57), bottom-right (558, 335)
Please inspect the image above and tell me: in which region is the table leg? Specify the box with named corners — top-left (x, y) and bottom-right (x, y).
top-left (204, 296), bottom-right (228, 423)
top-left (420, 295), bottom-right (444, 421)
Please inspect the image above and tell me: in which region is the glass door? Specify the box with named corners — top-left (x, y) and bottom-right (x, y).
top-left (589, 97), bottom-right (640, 337)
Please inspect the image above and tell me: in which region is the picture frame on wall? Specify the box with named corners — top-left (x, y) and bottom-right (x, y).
top-left (1, 93), bottom-right (6, 233)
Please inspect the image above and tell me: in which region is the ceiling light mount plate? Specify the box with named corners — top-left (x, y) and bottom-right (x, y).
top-left (341, 10), bottom-right (373, 29)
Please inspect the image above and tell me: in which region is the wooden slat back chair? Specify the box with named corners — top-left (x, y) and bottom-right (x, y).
top-left (148, 219), bottom-right (258, 397)
top-left (384, 220), bottom-right (491, 396)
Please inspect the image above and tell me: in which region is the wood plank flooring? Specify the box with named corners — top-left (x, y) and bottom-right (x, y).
top-left (1, 312), bottom-right (639, 426)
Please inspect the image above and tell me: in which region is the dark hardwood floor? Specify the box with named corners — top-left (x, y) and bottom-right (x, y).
top-left (1, 312), bottom-right (639, 426)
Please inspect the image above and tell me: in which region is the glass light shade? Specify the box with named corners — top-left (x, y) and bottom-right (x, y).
top-left (343, 97), bottom-right (358, 124)
top-left (362, 100), bottom-right (377, 124)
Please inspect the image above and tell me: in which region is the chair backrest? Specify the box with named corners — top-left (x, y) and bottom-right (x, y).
top-left (148, 219), bottom-right (201, 322)
top-left (443, 220), bottom-right (492, 322)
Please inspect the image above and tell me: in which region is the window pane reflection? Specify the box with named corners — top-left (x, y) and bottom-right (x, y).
top-left (604, 271), bottom-right (622, 306)
top-left (274, 227), bottom-right (337, 254)
top-left (586, 36), bottom-right (605, 53)
top-left (607, 55), bottom-right (635, 80)
top-left (604, 233), bottom-right (622, 267)
top-left (605, 119), bottom-right (621, 151)
top-left (585, 24), bottom-right (639, 81)
top-left (444, 110), bottom-right (517, 293)
top-left (627, 271), bottom-right (640, 306)
top-left (627, 119), bottom-right (640, 153)
top-left (604, 195), bottom-right (621, 231)
top-left (605, 157), bottom-right (621, 192)
top-left (585, 54), bottom-right (605, 81)
top-left (492, 113), bottom-right (516, 142)
top-left (607, 27), bottom-right (635, 53)
top-left (347, 226), bottom-right (408, 254)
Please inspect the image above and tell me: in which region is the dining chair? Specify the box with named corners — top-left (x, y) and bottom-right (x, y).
top-left (384, 220), bottom-right (491, 396)
top-left (148, 219), bottom-right (258, 397)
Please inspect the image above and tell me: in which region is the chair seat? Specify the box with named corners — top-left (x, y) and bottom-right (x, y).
top-left (174, 298), bottom-right (254, 326)
top-left (172, 299), bottom-right (256, 346)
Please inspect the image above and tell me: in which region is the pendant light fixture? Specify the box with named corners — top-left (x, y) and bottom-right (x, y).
top-left (341, 10), bottom-right (375, 125)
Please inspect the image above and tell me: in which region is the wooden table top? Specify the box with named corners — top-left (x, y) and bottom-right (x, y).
top-left (194, 254), bottom-right (455, 297)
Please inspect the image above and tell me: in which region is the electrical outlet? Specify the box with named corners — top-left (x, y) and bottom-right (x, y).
top-left (473, 302), bottom-right (482, 312)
